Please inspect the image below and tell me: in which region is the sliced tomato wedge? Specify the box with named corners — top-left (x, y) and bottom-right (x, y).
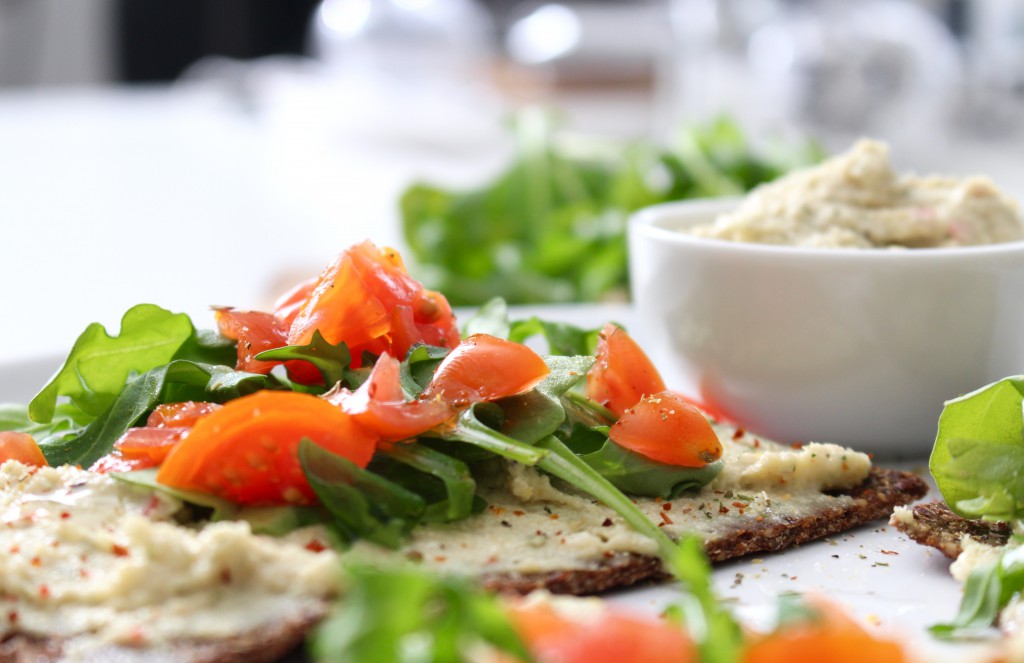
top-left (507, 600), bottom-right (695, 663)
top-left (116, 427), bottom-right (189, 463)
top-left (587, 323), bottom-right (667, 416)
top-left (421, 334), bottom-right (551, 407)
top-left (273, 276), bottom-right (317, 327)
top-left (742, 597), bottom-right (908, 663)
top-left (608, 391), bottom-right (722, 468)
top-left (288, 241), bottom-right (459, 366)
top-left (146, 401), bottom-right (222, 428)
top-left (215, 308), bottom-right (288, 375)
top-left (0, 432), bottom-right (47, 467)
top-left (156, 390), bottom-right (378, 505)
top-left (326, 353), bottom-right (452, 443)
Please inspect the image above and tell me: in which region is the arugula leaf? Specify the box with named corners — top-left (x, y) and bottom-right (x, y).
top-left (664, 536), bottom-right (745, 663)
top-left (509, 317), bottom-right (599, 357)
top-left (382, 443), bottom-right (477, 523)
top-left (497, 355), bottom-right (594, 444)
top-left (29, 304), bottom-right (197, 423)
top-left (400, 344), bottom-right (450, 396)
top-left (300, 439), bottom-right (426, 549)
top-left (931, 544), bottom-right (1024, 638)
top-left (930, 377), bottom-right (1024, 520)
top-left (255, 331), bottom-right (352, 389)
top-left (310, 563), bottom-right (533, 663)
top-left (443, 406), bottom-right (549, 466)
top-left (38, 361), bottom-right (272, 468)
top-left (0, 403), bottom-right (76, 438)
top-left (172, 328), bottom-right (238, 366)
top-left (461, 297), bottom-right (511, 339)
top-left (564, 424), bottom-right (723, 499)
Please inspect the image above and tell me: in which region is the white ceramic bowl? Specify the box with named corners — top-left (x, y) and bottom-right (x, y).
top-left (628, 198), bottom-right (1024, 457)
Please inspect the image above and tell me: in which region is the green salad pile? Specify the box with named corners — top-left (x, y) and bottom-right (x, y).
top-left (401, 111), bottom-right (823, 305)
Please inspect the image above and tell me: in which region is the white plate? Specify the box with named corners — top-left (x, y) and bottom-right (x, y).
top-left (0, 306), bottom-right (996, 661)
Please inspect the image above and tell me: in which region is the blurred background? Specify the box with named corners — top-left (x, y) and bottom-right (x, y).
top-left (2, 0), bottom-right (1023, 363)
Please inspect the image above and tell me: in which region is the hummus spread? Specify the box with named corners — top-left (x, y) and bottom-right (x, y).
top-left (1, 424), bottom-right (874, 650)
top-left (346, 426), bottom-right (872, 577)
top-left (689, 140), bottom-right (1024, 248)
top-left (0, 461), bottom-right (339, 653)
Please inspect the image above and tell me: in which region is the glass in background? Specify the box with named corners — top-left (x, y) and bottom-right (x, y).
top-left (666, 0), bottom-right (965, 161)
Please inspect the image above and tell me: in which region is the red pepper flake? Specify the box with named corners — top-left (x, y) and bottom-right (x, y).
top-left (489, 506), bottom-right (505, 515)
top-left (662, 503), bottom-right (673, 511)
top-left (549, 514), bottom-right (559, 520)
top-left (38, 585), bottom-right (50, 600)
top-left (659, 511), bottom-right (674, 526)
top-left (601, 518), bottom-right (613, 527)
top-left (732, 428), bottom-right (745, 440)
top-left (719, 505), bottom-right (729, 514)
top-left (79, 569), bottom-right (89, 579)
top-left (220, 568), bottom-right (232, 584)
top-left (59, 512), bottom-right (71, 520)
top-left (752, 439), bottom-right (761, 448)
top-left (7, 611), bottom-right (16, 624)
top-left (602, 551), bottom-right (615, 558)
top-left (304, 540), bottom-right (327, 553)
top-left (8, 545), bottom-right (18, 554)
top-left (112, 544), bottom-right (130, 557)
top-left (512, 510), bottom-right (525, 517)
top-left (434, 555), bottom-right (447, 563)
top-left (143, 495), bottom-right (162, 517)
top-left (790, 441), bottom-right (804, 449)
top-left (755, 516), bottom-right (764, 522)
top-left (30, 557), bottom-right (41, 567)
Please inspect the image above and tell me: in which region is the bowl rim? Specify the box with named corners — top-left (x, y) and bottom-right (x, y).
top-left (630, 198), bottom-right (1024, 262)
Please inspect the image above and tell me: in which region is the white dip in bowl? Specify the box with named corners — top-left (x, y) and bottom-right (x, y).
top-left (628, 142), bottom-right (1024, 457)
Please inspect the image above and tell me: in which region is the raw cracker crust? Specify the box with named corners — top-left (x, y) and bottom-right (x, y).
top-left (890, 499), bottom-right (1011, 559)
top-left (0, 606), bottom-right (324, 663)
top-left (1, 467), bottom-right (927, 662)
top-left (481, 466), bottom-right (928, 595)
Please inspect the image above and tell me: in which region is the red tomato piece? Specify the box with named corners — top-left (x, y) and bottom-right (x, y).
top-left (742, 597), bottom-right (908, 663)
top-left (146, 401), bottom-right (222, 428)
top-left (115, 427), bottom-right (189, 463)
top-left (326, 353), bottom-right (453, 443)
top-left (287, 241), bottom-right (459, 366)
top-left (609, 391), bottom-right (722, 468)
top-left (0, 432), bottom-right (48, 467)
top-left (273, 276), bottom-right (317, 327)
top-left (587, 323), bottom-right (667, 416)
top-left (507, 600), bottom-right (695, 663)
top-left (421, 334), bottom-right (551, 408)
top-left (156, 390), bottom-right (378, 505)
top-left (215, 307), bottom-right (327, 385)
top-left (215, 307), bottom-right (288, 375)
